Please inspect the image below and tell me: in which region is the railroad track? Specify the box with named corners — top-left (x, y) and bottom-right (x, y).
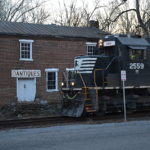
top-left (0, 111), bottom-right (150, 130)
top-left (0, 116), bottom-right (89, 129)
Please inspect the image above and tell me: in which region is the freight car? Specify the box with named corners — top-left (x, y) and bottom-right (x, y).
top-left (61, 34), bottom-right (150, 117)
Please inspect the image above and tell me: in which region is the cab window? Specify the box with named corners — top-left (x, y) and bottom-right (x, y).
top-left (103, 46), bottom-right (115, 56)
top-left (129, 49), bottom-right (146, 60)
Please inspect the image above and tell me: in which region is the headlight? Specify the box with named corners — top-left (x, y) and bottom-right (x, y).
top-left (61, 82), bottom-right (65, 87)
top-left (98, 39), bottom-right (103, 48)
top-left (70, 81), bottom-right (75, 86)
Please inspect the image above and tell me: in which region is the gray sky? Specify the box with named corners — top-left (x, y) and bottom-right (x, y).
top-left (44, 0), bottom-right (135, 23)
top-left (46, 0), bottom-right (135, 9)
top-left (45, 0), bottom-right (135, 15)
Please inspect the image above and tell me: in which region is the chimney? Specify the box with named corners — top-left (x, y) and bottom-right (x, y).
top-left (89, 20), bottom-right (99, 28)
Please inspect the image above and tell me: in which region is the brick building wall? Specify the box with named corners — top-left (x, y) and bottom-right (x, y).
top-left (0, 35), bottom-right (93, 105)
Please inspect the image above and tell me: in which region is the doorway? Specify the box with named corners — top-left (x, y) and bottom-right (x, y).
top-left (17, 78), bottom-right (36, 102)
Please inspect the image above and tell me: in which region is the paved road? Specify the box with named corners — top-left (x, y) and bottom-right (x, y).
top-left (0, 120), bottom-right (150, 150)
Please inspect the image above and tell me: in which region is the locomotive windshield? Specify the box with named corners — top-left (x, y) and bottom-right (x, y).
top-left (66, 68), bottom-right (76, 81)
top-left (100, 40), bottom-right (116, 56)
top-left (103, 46), bottom-right (116, 56)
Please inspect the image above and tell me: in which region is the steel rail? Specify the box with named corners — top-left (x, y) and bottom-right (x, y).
top-left (0, 111), bottom-right (150, 130)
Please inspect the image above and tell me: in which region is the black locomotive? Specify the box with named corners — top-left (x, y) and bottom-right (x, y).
top-left (61, 34), bottom-right (150, 117)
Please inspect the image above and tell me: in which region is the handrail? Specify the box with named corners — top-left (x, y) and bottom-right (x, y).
top-left (78, 72), bottom-right (86, 88)
top-left (63, 71), bottom-right (69, 88)
top-left (105, 56), bottom-right (117, 70)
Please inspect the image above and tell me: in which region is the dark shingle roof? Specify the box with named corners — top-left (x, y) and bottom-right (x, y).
top-left (0, 21), bottom-right (107, 39)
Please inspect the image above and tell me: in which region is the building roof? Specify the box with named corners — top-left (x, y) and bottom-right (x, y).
top-left (0, 21), bottom-right (107, 39)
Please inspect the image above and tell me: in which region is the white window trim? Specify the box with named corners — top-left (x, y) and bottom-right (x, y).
top-left (45, 68), bottom-right (59, 92)
top-left (86, 42), bottom-right (97, 46)
top-left (19, 39), bottom-right (34, 61)
top-left (66, 68), bottom-right (75, 71)
top-left (86, 42), bottom-right (97, 55)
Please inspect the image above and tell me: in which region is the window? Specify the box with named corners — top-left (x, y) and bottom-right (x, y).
top-left (19, 39), bottom-right (34, 61)
top-left (86, 42), bottom-right (97, 55)
top-left (45, 68), bottom-right (59, 92)
top-left (129, 49), bottom-right (146, 60)
top-left (103, 46), bottom-right (115, 56)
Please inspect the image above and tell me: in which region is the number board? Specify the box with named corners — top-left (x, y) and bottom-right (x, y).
top-left (129, 63), bottom-right (144, 70)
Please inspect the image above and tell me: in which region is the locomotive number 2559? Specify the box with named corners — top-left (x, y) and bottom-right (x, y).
top-left (129, 63), bottom-right (144, 70)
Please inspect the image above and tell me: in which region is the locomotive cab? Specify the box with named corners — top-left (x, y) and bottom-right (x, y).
top-left (99, 35), bottom-right (150, 87)
top-left (114, 35), bottom-right (150, 87)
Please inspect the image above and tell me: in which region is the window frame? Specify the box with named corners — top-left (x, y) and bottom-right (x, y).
top-left (45, 68), bottom-right (59, 92)
top-left (19, 39), bottom-right (34, 61)
top-left (86, 42), bottom-right (97, 55)
top-left (129, 49), bottom-right (147, 61)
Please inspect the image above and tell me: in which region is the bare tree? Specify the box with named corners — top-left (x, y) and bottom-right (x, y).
top-left (135, 0), bottom-right (150, 36)
top-left (53, 0), bottom-right (103, 27)
top-left (112, 1), bottom-right (138, 34)
top-left (54, 0), bottom-right (85, 27)
top-left (23, 8), bottom-right (50, 24)
top-left (82, 0), bottom-right (104, 27)
top-left (100, 0), bottom-right (150, 36)
top-left (0, 0), bottom-right (50, 24)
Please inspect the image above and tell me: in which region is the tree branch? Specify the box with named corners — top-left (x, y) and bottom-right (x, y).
top-left (110, 8), bottom-right (136, 22)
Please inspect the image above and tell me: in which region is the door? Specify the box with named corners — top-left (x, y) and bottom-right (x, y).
top-left (17, 78), bottom-right (36, 102)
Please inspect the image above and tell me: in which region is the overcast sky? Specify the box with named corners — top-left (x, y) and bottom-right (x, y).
top-left (43, 0), bottom-right (135, 23)
top-left (47, 0), bottom-right (113, 10)
top-left (46, 0), bottom-right (134, 9)
top-left (45, 0), bottom-right (114, 20)
top-left (45, 0), bottom-right (135, 14)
